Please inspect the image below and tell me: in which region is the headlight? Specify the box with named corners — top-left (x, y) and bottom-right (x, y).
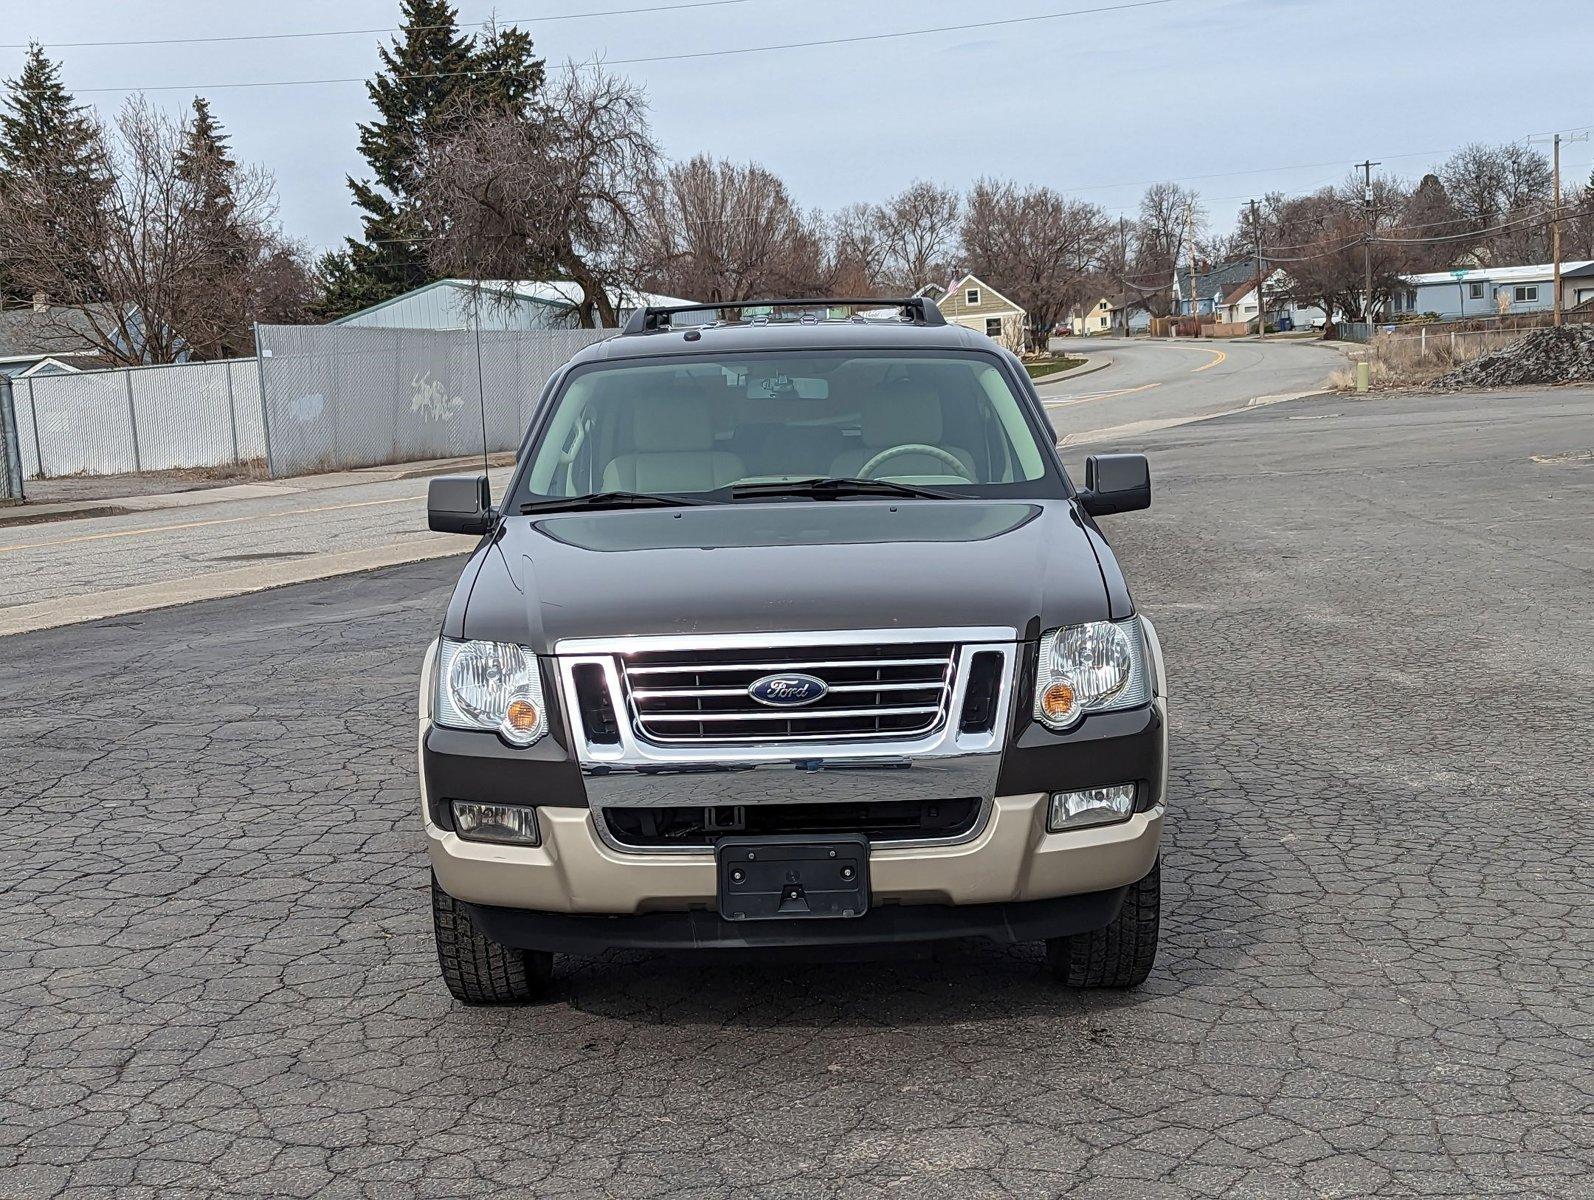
top-left (1033, 617), bottom-right (1150, 730)
top-left (434, 638), bottom-right (547, 746)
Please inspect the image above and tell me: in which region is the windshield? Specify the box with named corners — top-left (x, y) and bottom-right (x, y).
top-left (516, 350), bottom-right (1057, 506)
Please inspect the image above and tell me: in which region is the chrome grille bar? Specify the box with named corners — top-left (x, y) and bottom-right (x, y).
top-left (618, 640), bottom-right (957, 744)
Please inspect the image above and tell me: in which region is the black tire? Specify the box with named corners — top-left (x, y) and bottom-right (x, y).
top-left (432, 875), bottom-right (555, 1005)
top-left (1045, 858), bottom-right (1160, 988)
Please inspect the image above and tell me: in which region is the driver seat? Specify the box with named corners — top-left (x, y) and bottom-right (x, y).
top-left (829, 384), bottom-right (977, 479)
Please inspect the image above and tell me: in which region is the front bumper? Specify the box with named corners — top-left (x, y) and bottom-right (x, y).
top-left (426, 793), bottom-right (1163, 914)
top-left (464, 886), bottom-right (1134, 953)
top-left (420, 617), bottom-right (1169, 936)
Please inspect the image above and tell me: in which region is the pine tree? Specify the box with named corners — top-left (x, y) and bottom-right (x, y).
top-left (0, 43), bottom-right (105, 303)
top-left (315, 1), bottom-right (544, 318)
top-left (177, 97), bottom-right (239, 231)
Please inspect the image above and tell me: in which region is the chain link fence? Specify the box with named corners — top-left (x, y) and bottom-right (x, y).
top-left (11, 324), bottom-right (611, 483)
top-left (0, 377), bottom-right (25, 502)
top-left (15, 358), bottom-right (265, 479)
top-left (254, 324), bottom-right (611, 477)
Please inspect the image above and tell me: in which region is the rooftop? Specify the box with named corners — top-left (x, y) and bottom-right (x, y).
top-left (1402, 260), bottom-right (1594, 286)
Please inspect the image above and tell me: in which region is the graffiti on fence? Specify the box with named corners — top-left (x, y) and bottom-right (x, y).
top-left (410, 372), bottom-right (464, 422)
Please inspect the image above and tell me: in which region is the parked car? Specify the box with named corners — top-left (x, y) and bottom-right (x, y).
top-left (420, 297), bottom-right (1168, 1003)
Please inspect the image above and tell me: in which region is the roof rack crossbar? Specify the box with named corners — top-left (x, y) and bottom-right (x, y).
top-left (620, 297), bottom-right (946, 335)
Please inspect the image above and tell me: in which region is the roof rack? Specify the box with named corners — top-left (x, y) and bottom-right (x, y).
top-left (620, 297), bottom-right (947, 335)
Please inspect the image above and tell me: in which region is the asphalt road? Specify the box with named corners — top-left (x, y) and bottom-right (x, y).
top-left (2, 386), bottom-right (1590, 1198)
top-left (1039, 337), bottom-right (1339, 445)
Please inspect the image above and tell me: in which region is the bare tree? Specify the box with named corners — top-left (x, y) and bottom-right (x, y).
top-left (827, 202), bottom-right (888, 294)
top-left (1439, 142), bottom-right (1554, 264)
top-left (632, 154), bottom-right (829, 302)
top-left (872, 180), bottom-right (960, 292)
top-left (960, 178), bottom-right (1112, 346)
top-left (1125, 182), bottom-right (1203, 317)
top-left (1268, 182), bottom-right (1420, 324)
top-left (0, 96), bottom-right (310, 364)
top-left (416, 64), bottom-right (658, 327)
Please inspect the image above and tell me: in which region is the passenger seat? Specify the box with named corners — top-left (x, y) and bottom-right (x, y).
top-left (601, 394), bottom-right (746, 493)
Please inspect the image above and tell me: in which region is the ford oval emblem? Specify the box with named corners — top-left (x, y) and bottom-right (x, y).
top-left (748, 672), bottom-right (828, 707)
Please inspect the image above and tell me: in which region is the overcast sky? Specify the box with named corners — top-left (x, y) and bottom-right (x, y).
top-left (4, 0), bottom-right (1591, 255)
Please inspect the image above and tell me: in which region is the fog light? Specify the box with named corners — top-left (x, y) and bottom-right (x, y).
top-left (1047, 784), bottom-right (1136, 832)
top-left (451, 801), bottom-right (540, 846)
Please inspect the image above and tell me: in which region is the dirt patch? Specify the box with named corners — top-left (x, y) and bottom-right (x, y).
top-left (23, 461), bottom-right (268, 505)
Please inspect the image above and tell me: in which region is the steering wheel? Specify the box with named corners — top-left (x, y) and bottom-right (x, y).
top-left (858, 443), bottom-right (974, 481)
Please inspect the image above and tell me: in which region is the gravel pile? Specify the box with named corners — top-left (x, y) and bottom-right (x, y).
top-left (1433, 324), bottom-right (1594, 389)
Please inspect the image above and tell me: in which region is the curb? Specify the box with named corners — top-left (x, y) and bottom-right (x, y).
top-left (1057, 387), bottom-right (1331, 448)
top-left (1034, 357), bottom-right (1113, 390)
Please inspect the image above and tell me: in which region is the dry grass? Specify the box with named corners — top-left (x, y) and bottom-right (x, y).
top-left (1331, 327), bottom-right (1530, 389)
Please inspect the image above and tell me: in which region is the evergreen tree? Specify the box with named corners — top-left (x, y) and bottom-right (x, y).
top-left (177, 97), bottom-right (238, 228)
top-left (0, 43), bottom-right (105, 303)
top-left (315, 1), bottom-right (544, 318)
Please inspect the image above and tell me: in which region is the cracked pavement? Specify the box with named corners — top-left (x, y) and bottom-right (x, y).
top-left (1, 386), bottom-right (1590, 1198)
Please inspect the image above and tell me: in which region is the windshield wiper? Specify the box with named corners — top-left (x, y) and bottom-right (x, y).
top-left (519, 490), bottom-right (713, 514)
top-left (729, 477), bottom-right (958, 501)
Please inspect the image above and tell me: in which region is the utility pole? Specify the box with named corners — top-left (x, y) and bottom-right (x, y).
top-left (1250, 199), bottom-right (1265, 340)
top-left (1554, 133), bottom-right (1563, 326)
top-left (1357, 159), bottom-right (1380, 332)
top-left (1185, 198), bottom-right (1199, 331)
top-left (1531, 131), bottom-right (1586, 326)
top-left (1118, 216), bottom-right (1129, 334)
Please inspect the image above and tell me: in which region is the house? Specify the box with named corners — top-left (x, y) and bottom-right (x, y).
top-left (0, 303), bottom-right (105, 379)
top-left (1171, 259), bottom-right (1261, 317)
top-left (1072, 296), bottom-right (1115, 337)
top-left (1393, 260), bottom-right (1594, 322)
top-left (935, 274), bottom-right (1026, 350)
top-left (332, 279), bottom-right (699, 331)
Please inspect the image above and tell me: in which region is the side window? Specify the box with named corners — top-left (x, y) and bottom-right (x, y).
top-left (984, 317), bottom-right (1003, 338)
top-left (1468, 282), bottom-right (1485, 300)
top-left (1514, 285), bottom-right (1538, 303)
top-left (966, 288), bottom-right (981, 306)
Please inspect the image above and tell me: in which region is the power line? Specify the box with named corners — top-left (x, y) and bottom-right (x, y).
top-left (0, 0), bottom-right (765, 51)
top-left (60, 0), bottom-right (1188, 93)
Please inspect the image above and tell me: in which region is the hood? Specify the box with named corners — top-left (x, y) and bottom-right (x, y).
top-left (459, 500), bottom-right (1114, 651)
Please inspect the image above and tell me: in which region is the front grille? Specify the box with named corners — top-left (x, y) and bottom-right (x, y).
top-left (620, 641), bottom-right (956, 743)
top-left (603, 798), bottom-right (981, 847)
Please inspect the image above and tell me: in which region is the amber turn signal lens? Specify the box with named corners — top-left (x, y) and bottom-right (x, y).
top-left (504, 698), bottom-right (540, 732)
top-left (1040, 681), bottom-right (1076, 721)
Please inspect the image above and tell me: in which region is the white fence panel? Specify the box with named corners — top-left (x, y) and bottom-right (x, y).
top-left (229, 359), bottom-right (267, 460)
top-left (22, 371), bottom-right (140, 477)
top-left (20, 358), bottom-right (265, 479)
top-left (255, 325), bottom-right (612, 476)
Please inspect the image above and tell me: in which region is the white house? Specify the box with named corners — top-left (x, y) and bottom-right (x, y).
top-left (1393, 260), bottom-right (1594, 322)
top-left (1072, 296), bottom-right (1114, 336)
top-left (333, 279), bottom-right (698, 331)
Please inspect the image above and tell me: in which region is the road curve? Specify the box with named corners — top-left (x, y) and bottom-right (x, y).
top-left (1038, 336), bottom-right (1342, 448)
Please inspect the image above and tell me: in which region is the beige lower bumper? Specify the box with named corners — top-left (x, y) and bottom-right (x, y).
top-left (426, 794), bottom-right (1163, 914)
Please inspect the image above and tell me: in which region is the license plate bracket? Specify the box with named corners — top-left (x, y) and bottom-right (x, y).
top-left (716, 834), bottom-right (870, 921)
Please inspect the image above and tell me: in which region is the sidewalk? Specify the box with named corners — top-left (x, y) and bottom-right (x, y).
top-left (0, 451), bottom-right (517, 528)
top-left (0, 453), bottom-right (518, 637)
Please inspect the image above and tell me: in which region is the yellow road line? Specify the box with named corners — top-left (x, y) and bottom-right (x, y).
top-left (0, 492), bottom-right (426, 556)
top-left (1194, 349), bottom-right (1227, 371)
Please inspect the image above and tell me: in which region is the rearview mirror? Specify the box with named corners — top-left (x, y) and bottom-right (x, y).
top-left (1078, 454), bottom-right (1150, 515)
top-left (428, 474), bottom-right (495, 534)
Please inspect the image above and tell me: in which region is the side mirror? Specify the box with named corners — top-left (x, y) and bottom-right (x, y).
top-left (428, 474), bottom-right (495, 535)
top-left (1078, 453), bottom-right (1150, 516)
